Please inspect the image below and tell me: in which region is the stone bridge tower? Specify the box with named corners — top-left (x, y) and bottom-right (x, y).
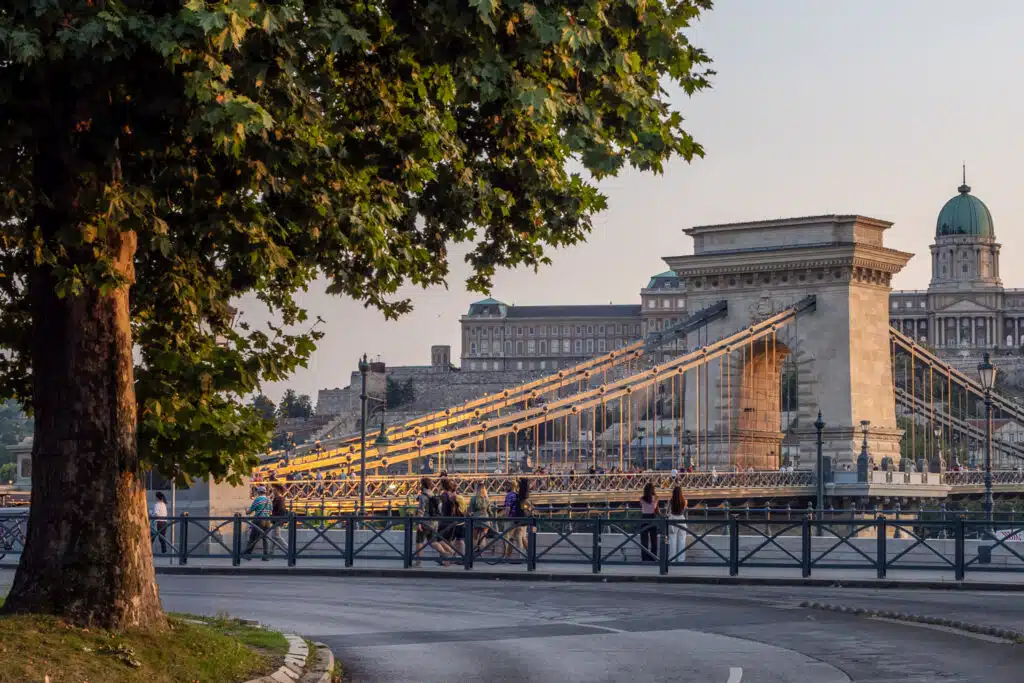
top-left (663, 215), bottom-right (913, 471)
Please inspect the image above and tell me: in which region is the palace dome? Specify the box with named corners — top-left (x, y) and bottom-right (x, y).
top-left (936, 181), bottom-right (994, 238)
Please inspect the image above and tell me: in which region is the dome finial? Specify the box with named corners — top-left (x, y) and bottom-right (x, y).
top-left (959, 162), bottom-right (971, 194)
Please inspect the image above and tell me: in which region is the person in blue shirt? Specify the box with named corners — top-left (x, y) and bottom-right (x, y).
top-left (243, 486), bottom-right (272, 560)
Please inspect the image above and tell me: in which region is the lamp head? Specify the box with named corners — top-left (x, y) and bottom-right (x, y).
top-left (978, 352), bottom-right (996, 391)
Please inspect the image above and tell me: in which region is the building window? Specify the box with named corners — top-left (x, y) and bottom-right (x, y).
top-left (516, 341), bottom-right (523, 354)
top-left (539, 340), bottom-right (547, 354)
top-left (920, 302), bottom-right (926, 308)
top-left (891, 301), bottom-right (898, 309)
top-left (598, 324), bottom-right (605, 334)
top-left (575, 325), bottom-right (581, 335)
top-left (470, 342), bottom-right (477, 355)
top-left (677, 298), bottom-right (685, 308)
top-left (540, 360), bottom-right (547, 369)
top-left (587, 325), bottom-right (593, 334)
top-left (962, 264), bottom-right (968, 273)
top-left (646, 300), bottom-right (656, 309)
top-left (471, 327), bottom-right (478, 336)
top-left (540, 326), bottom-right (547, 336)
top-left (517, 361), bottom-right (523, 370)
top-left (517, 326), bottom-right (523, 336)
top-left (504, 340), bottom-right (512, 354)
top-left (574, 339), bottom-right (582, 353)
top-left (528, 327), bottom-right (534, 335)
top-left (634, 325), bottom-right (641, 335)
top-left (527, 340), bottom-right (535, 354)
top-left (661, 299), bottom-right (669, 308)
top-left (562, 325), bottom-right (569, 335)
top-left (586, 339), bottom-right (594, 353)
top-left (598, 339), bottom-right (606, 352)
top-left (616, 324), bottom-right (622, 334)
top-left (481, 340), bottom-right (489, 354)
top-left (563, 339), bottom-right (571, 353)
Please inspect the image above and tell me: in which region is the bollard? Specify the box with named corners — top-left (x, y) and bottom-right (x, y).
top-left (592, 518), bottom-right (602, 574)
top-left (729, 517), bottom-right (740, 576)
top-left (287, 513), bottom-right (298, 566)
top-left (893, 503), bottom-right (902, 540)
top-left (178, 512), bottom-right (190, 565)
top-left (527, 518), bottom-right (537, 571)
top-left (659, 519), bottom-right (669, 576)
top-left (876, 515), bottom-right (887, 578)
top-left (232, 514), bottom-right (242, 566)
top-left (403, 517), bottom-right (413, 569)
top-left (344, 516), bottom-right (355, 567)
top-left (801, 517), bottom-right (812, 577)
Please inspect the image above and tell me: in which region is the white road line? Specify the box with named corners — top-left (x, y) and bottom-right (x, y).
top-left (558, 621), bottom-right (626, 634)
top-left (726, 667), bottom-right (743, 683)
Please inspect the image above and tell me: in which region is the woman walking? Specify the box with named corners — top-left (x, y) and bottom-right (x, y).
top-left (503, 478), bottom-right (531, 560)
top-left (469, 482), bottom-right (494, 552)
top-left (667, 486), bottom-right (688, 563)
top-left (639, 482), bottom-right (659, 562)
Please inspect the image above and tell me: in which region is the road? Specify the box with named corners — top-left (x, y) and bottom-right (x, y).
top-left (2, 571), bottom-right (1022, 682)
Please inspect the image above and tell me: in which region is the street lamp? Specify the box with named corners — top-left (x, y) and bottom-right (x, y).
top-left (933, 426), bottom-right (943, 474)
top-left (358, 354), bottom-right (369, 515)
top-left (814, 411), bottom-right (825, 520)
top-left (978, 352), bottom-right (996, 527)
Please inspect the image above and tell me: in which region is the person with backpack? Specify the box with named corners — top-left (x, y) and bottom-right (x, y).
top-left (439, 478), bottom-right (466, 557)
top-left (414, 477), bottom-right (454, 567)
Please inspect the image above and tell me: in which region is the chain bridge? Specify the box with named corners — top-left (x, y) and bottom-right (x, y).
top-left (255, 215), bottom-right (1024, 511)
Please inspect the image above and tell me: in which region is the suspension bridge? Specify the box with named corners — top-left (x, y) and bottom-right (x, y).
top-left (255, 215), bottom-right (1024, 511)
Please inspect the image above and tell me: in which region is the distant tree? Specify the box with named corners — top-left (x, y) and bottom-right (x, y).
top-left (252, 395), bottom-right (277, 422)
top-left (294, 394), bottom-right (314, 419)
top-left (386, 378), bottom-right (416, 410)
top-left (0, 462), bottom-right (16, 484)
top-left (276, 389), bottom-right (313, 419)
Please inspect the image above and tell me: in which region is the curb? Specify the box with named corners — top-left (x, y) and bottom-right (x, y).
top-left (245, 633), bottom-right (335, 683)
top-left (800, 601), bottom-right (1024, 642)
top-left (153, 565), bottom-right (1024, 592)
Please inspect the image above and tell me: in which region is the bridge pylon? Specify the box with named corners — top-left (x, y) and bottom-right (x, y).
top-left (665, 215), bottom-right (913, 472)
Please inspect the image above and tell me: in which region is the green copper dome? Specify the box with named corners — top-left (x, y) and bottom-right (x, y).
top-left (936, 182), bottom-right (994, 238)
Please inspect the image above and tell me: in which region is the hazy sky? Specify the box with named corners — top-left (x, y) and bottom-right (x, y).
top-left (254, 1), bottom-right (1024, 403)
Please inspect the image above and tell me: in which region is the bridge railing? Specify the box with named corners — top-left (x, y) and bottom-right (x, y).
top-left (254, 470), bottom-right (818, 502)
top-left (943, 470), bottom-right (1024, 486)
top-left (0, 510), bottom-right (1019, 580)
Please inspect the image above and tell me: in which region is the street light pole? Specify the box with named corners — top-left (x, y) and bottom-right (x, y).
top-left (814, 410), bottom-right (825, 520)
top-left (358, 354), bottom-right (369, 516)
top-left (978, 352), bottom-right (996, 528)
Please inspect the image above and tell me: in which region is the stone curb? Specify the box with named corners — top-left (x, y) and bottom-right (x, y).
top-left (244, 632), bottom-right (335, 683)
top-left (799, 601), bottom-right (1024, 643)
top-left (152, 565), bottom-right (1024, 592)
top-left (299, 642), bottom-right (336, 683)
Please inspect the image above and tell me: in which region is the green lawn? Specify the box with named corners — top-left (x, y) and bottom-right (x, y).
top-left (0, 608), bottom-right (286, 683)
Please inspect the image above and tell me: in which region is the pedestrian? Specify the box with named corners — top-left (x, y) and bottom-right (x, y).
top-left (503, 478), bottom-right (531, 560)
top-left (639, 482), bottom-right (659, 562)
top-left (439, 478), bottom-right (465, 557)
top-left (151, 492), bottom-right (169, 554)
top-left (667, 486), bottom-right (688, 563)
top-left (414, 477), bottom-right (454, 566)
top-left (269, 484), bottom-right (287, 555)
top-left (470, 482), bottom-right (494, 551)
top-left (243, 485), bottom-right (273, 561)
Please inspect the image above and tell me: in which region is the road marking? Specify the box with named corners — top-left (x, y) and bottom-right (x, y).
top-left (559, 621), bottom-right (625, 634)
top-left (727, 667), bottom-right (743, 683)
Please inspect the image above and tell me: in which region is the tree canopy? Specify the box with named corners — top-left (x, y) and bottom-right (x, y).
top-left (277, 389), bottom-right (314, 419)
top-left (0, 0), bottom-right (712, 628)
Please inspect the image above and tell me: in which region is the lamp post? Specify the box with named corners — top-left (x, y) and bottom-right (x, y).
top-left (933, 426), bottom-right (943, 474)
top-left (856, 420), bottom-right (871, 482)
top-left (375, 413), bottom-right (390, 479)
top-left (814, 411), bottom-right (825, 519)
top-left (978, 352), bottom-right (996, 527)
top-left (358, 354), bottom-right (369, 515)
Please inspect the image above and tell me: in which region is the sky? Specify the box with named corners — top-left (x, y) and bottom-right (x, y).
top-left (254, 0), bottom-right (1024, 403)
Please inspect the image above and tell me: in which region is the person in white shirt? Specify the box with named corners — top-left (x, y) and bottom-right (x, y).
top-left (667, 486), bottom-right (688, 563)
top-left (151, 492), bottom-right (169, 554)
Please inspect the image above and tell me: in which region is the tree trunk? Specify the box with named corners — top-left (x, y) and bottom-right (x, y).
top-left (3, 224), bottom-right (165, 630)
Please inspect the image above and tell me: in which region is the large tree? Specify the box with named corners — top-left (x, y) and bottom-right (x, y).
top-left (0, 0), bottom-right (712, 629)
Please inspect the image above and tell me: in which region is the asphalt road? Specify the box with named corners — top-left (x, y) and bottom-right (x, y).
top-left (2, 572), bottom-right (1023, 682)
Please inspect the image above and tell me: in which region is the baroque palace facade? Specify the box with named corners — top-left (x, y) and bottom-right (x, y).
top-left (461, 177), bottom-right (1023, 369)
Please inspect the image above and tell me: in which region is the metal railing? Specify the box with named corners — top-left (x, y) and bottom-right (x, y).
top-left (1, 510), bottom-right (1021, 580)
top-left (256, 470), bottom-right (818, 503)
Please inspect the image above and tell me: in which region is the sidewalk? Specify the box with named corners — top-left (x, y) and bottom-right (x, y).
top-left (18, 554), bottom-right (1015, 590)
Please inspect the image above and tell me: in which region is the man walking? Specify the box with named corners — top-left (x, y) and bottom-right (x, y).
top-left (243, 485), bottom-right (273, 561)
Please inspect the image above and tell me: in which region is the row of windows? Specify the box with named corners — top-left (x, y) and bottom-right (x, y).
top-left (891, 300), bottom-right (927, 309)
top-left (467, 359), bottom-right (578, 371)
top-left (468, 338), bottom-right (630, 356)
top-left (644, 297), bottom-right (686, 310)
top-left (467, 323), bottom-right (640, 338)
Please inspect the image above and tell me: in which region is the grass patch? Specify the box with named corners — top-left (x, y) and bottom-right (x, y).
top-left (0, 611), bottom-right (284, 683)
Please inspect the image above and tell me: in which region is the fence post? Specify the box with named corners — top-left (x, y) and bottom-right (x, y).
top-left (893, 503), bottom-right (902, 539)
top-left (345, 516), bottom-right (355, 567)
top-left (954, 516), bottom-right (965, 581)
top-left (876, 515), bottom-right (887, 579)
top-left (659, 519), bottom-right (669, 575)
top-left (232, 514), bottom-right (242, 566)
top-left (729, 517), bottom-right (739, 577)
top-left (592, 518), bottom-right (602, 574)
top-left (527, 518), bottom-right (537, 572)
top-left (801, 517), bottom-right (811, 578)
top-left (464, 518), bottom-right (474, 571)
top-left (403, 517), bottom-right (413, 569)
top-left (178, 512), bottom-right (189, 566)
top-left (287, 513), bottom-right (297, 567)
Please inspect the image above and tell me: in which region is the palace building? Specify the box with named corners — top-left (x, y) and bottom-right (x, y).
top-left (461, 175), bottom-right (1021, 370)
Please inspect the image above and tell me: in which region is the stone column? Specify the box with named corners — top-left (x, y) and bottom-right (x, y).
top-left (971, 317), bottom-right (976, 346)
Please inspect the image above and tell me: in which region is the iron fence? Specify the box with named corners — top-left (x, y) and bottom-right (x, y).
top-left (1, 510), bottom-right (1023, 579)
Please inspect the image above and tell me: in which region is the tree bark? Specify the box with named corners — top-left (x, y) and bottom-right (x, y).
top-left (3, 210), bottom-right (165, 628)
